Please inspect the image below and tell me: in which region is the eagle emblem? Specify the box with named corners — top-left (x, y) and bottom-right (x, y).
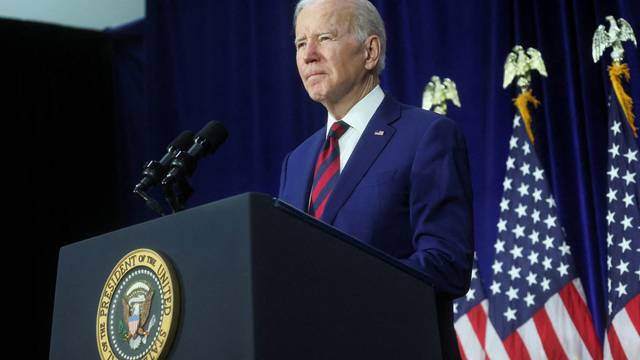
top-left (122, 281), bottom-right (154, 343)
top-left (592, 16), bottom-right (637, 64)
top-left (97, 249), bottom-right (179, 360)
top-left (503, 45), bottom-right (547, 93)
top-left (422, 76), bottom-right (461, 115)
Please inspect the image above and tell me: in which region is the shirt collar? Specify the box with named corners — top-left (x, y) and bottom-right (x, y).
top-left (326, 85), bottom-right (385, 136)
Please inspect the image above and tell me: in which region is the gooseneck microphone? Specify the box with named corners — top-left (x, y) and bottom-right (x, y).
top-left (162, 121), bottom-right (228, 186)
top-left (134, 130), bottom-right (195, 193)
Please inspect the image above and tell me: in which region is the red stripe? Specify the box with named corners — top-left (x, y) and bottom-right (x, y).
top-left (314, 141), bottom-right (335, 173)
top-left (333, 124), bottom-right (347, 137)
top-left (310, 158), bottom-right (340, 201)
top-left (315, 148), bottom-right (336, 174)
top-left (503, 331), bottom-right (531, 360)
top-left (467, 303), bottom-right (488, 350)
top-left (624, 294), bottom-right (640, 334)
top-left (312, 191), bottom-right (331, 219)
top-left (456, 333), bottom-right (469, 360)
top-left (532, 309), bottom-right (569, 360)
top-left (607, 325), bottom-right (628, 360)
top-left (558, 282), bottom-right (603, 359)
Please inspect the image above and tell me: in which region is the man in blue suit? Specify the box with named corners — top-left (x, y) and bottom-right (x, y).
top-left (280, 1), bottom-right (473, 357)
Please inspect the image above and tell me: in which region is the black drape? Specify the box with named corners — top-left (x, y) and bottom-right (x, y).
top-left (6, 19), bottom-right (121, 357)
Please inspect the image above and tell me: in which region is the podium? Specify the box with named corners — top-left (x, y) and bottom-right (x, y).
top-left (50, 193), bottom-right (446, 359)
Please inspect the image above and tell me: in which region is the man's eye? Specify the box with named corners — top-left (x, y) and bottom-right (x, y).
top-left (319, 35), bottom-right (332, 41)
top-left (296, 42), bottom-right (306, 50)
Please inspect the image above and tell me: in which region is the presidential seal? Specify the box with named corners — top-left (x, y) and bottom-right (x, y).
top-left (96, 249), bottom-right (180, 360)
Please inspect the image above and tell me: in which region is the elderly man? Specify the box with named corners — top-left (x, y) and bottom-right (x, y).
top-left (279, 0), bottom-right (473, 357)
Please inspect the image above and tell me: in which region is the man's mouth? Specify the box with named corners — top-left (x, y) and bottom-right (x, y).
top-left (306, 72), bottom-right (326, 81)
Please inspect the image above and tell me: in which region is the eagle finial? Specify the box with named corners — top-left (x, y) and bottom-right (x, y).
top-left (422, 75), bottom-right (461, 115)
top-left (503, 45), bottom-right (548, 93)
top-left (592, 16), bottom-right (637, 63)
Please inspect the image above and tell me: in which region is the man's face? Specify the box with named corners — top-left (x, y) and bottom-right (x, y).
top-left (295, 1), bottom-right (368, 107)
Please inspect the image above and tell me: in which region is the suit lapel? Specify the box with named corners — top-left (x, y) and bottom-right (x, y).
top-left (321, 96), bottom-right (402, 224)
top-left (289, 128), bottom-right (325, 210)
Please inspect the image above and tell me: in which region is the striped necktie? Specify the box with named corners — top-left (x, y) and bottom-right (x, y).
top-left (308, 121), bottom-right (349, 219)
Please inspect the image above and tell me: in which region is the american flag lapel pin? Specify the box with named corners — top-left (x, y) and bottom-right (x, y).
top-left (374, 130), bottom-right (384, 136)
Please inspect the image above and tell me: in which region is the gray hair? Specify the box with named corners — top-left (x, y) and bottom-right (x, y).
top-left (294, 0), bottom-right (387, 74)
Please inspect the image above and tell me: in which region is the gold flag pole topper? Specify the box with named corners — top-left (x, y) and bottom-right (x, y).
top-left (503, 45), bottom-right (548, 143)
top-left (593, 16), bottom-right (638, 138)
top-left (422, 75), bottom-right (461, 115)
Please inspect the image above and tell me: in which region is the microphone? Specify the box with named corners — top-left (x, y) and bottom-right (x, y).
top-left (162, 121), bottom-right (228, 185)
top-left (134, 130), bottom-right (194, 193)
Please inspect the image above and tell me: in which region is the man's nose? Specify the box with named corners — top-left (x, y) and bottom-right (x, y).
top-left (303, 40), bottom-right (319, 63)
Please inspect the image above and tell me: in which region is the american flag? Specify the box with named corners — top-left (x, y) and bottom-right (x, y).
top-left (454, 255), bottom-right (508, 359)
top-left (460, 114), bottom-right (603, 359)
top-left (454, 255), bottom-right (488, 358)
top-left (603, 93), bottom-right (640, 360)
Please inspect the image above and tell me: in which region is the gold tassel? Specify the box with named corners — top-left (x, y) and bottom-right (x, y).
top-left (609, 63), bottom-right (637, 138)
top-left (514, 90), bottom-right (541, 143)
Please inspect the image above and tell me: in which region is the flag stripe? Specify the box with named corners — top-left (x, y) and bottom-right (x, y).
top-left (468, 302), bottom-right (488, 349)
top-left (503, 331), bottom-right (531, 360)
top-left (483, 301), bottom-right (510, 360)
top-left (606, 325), bottom-right (629, 360)
top-left (545, 290), bottom-right (593, 359)
top-left (611, 305), bottom-right (640, 359)
top-left (558, 280), bottom-right (603, 360)
top-left (572, 276), bottom-right (588, 304)
top-left (457, 334), bottom-right (470, 360)
top-left (455, 314), bottom-right (485, 360)
top-left (533, 309), bottom-right (568, 360)
top-left (518, 318), bottom-right (548, 360)
top-left (625, 294), bottom-right (640, 334)
top-left (602, 333), bottom-right (612, 360)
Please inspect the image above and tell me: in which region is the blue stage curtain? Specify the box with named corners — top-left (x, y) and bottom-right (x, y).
top-left (109, 0), bottom-right (640, 340)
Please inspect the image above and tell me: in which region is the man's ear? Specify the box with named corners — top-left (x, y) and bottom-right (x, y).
top-left (363, 35), bottom-right (381, 71)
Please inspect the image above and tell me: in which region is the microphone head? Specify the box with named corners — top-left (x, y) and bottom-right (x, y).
top-left (194, 121), bottom-right (228, 156)
top-left (168, 130), bottom-right (194, 151)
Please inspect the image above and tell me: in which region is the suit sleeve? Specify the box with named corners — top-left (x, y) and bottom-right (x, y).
top-left (403, 116), bottom-right (474, 298)
top-left (278, 152), bottom-right (291, 198)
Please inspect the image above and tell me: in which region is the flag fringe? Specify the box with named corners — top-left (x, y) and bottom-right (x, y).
top-left (513, 90), bottom-right (540, 143)
top-left (608, 63), bottom-right (637, 138)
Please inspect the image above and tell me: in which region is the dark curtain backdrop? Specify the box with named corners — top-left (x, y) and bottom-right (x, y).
top-left (108, 0), bottom-right (640, 342)
top-left (5, 19), bottom-right (120, 357)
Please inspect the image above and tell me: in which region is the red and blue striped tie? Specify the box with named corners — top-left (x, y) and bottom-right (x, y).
top-left (308, 121), bottom-right (349, 219)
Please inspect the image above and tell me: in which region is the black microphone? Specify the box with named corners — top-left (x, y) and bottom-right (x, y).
top-left (134, 130), bottom-right (194, 193)
top-left (162, 121), bottom-right (228, 185)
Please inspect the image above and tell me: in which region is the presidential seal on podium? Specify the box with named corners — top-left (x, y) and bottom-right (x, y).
top-left (96, 249), bottom-right (180, 360)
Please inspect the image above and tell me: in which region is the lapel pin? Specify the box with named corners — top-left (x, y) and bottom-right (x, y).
top-left (374, 130), bottom-right (384, 136)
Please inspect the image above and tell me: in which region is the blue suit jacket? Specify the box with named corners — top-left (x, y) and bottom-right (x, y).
top-left (279, 95), bottom-right (474, 298)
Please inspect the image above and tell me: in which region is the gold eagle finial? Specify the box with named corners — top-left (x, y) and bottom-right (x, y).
top-left (592, 16), bottom-right (637, 64)
top-left (503, 45), bottom-right (548, 93)
top-left (422, 76), bottom-right (461, 115)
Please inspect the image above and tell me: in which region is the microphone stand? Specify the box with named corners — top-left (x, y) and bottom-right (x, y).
top-left (162, 175), bottom-right (194, 213)
top-left (133, 188), bottom-right (166, 216)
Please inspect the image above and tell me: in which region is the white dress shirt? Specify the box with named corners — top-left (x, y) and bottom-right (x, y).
top-left (326, 85), bottom-right (385, 172)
